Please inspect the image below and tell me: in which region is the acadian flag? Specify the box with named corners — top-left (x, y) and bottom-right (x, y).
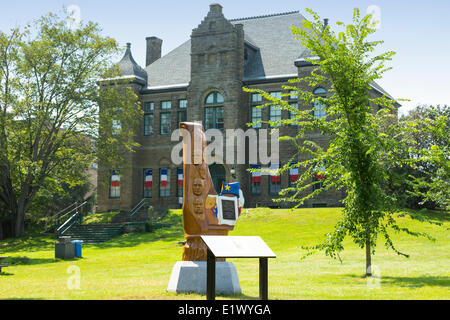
top-left (144, 169), bottom-right (153, 188)
top-left (289, 162), bottom-right (299, 182)
top-left (270, 163), bottom-right (281, 183)
top-left (111, 170), bottom-right (120, 187)
top-left (220, 182), bottom-right (240, 198)
top-left (160, 169), bottom-right (168, 187)
top-left (315, 164), bottom-right (326, 179)
top-left (177, 168), bottom-right (183, 187)
top-left (251, 164), bottom-right (261, 183)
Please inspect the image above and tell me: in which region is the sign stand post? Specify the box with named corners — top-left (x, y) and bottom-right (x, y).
top-left (202, 236), bottom-right (276, 301)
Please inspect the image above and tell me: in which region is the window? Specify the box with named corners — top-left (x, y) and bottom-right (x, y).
top-left (144, 102), bottom-right (154, 113)
top-left (109, 170), bottom-right (120, 199)
top-left (204, 107), bottom-right (224, 130)
top-left (313, 88), bottom-right (327, 119)
top-left (251, 164), bottom-right (262, 195)
top-left (252, 93), bottom-right (262, 103)
top-left (177, 168), bottom-right (183, 197)
top-left (251, 107), bottom-right (262, 129)
top-left (268, 91), bottom-right (282, 127)
top-left (161, 101), bottom-right (172, 110)
top-left (177, 110), bottom-right (187, 128)
top-left (144, 114), bottom-right (154, 136)
top-left (160, 168), bottom-right (170, 198)
top-left (269, 105), bottom-right (282, 126)
top-left (289, 103), bottom-right (298, 125)
top-left (143, 169), bottom-right (153, 198)
top-left (160, 112), bottom-right (171, 135)
top-left (289, 90), bottom-right (298, 100)
top-left (289, 162), bottom-right (299, 187)
top-left (205, 91), bottom-right (224, 105)
top-left (269, 163), bottom-right (281, 195)
top-left (313, 163), bottom-right (326, 191)
top-left (270, 91), bottom-right (282, 99)
top-left (179, 99), bottom-right (187, 109)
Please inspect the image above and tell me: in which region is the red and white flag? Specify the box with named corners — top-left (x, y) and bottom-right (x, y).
top-left (144, 170), bottom-right (152, 188)
top-left (270, 163), bottom-right (281, 183)
top-left (177, 168), bottom-right (183, 187)
top-left (251, 164), bottom-right (261, 183)
top-left (289, 163), bottom-right (299, 182)
top-left (315, 165), bottom-right (326, 179)
top-left (111, 170), bottom-right (120, 187)
top-left (161, 169), bottom-right (168, 187)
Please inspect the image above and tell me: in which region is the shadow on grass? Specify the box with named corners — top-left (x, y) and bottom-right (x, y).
top-left (401, 209), bottom-right (450, 224)
top-left (4, 257), bottom-right (62, 266)
top-left (345, 274), bottom-right (450, 288)
top-left (0, 234), bottom-right (57, 254)
top-left (381, 275), bottom-right (450, 288)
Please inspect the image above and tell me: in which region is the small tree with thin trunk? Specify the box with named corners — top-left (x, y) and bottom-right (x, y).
top-left (245, 8), bottom-right (437, 276)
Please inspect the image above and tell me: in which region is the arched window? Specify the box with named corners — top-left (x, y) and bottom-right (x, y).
top-left (313, 87), bottom-right (327, 119)
top-left (205, 91), bottom-right (224, 105)
top-left (204, 91), bottom-right (224, 130)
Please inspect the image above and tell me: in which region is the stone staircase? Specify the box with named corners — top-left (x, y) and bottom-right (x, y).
top-left (64, 224), bottom-right (123, 244)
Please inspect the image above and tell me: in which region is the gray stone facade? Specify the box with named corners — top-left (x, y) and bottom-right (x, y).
top-left (97, 4), bottom-right (394, 213)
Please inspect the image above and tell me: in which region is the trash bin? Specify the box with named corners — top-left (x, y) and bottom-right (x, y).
top-left (72, 240), bottom-right (83, 258)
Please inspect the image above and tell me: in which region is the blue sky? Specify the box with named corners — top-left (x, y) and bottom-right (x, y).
top-left (1, 0), bottom-right (449, 115)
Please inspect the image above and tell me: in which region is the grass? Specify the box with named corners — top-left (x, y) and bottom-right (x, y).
top-left (0, 207), bottom-right (448, 300)
top-left (82, 211), bottom-right (120, 225)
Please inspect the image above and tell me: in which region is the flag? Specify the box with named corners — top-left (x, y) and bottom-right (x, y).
top-left (270, 163), bottom-right (281, 183)
top-left (251, 164), bottom-right (261, 183)
top-left (144, 169), bottom-right (152, 188)
top-left (220, 182), bottom-right (240, 198)
top-left (289, 163), bottom-right (299, 182)
top-left (111, 170), bottom-right (120, 187)
top-left (161, 169), bottom-right (168, 187)
top-left (315, 164), bottom-right (326, 179)
top-left (177, 168), bottom-right (183, 187)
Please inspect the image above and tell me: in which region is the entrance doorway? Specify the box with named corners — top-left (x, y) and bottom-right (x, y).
top-left (209, 164), bottom-right (226, 193)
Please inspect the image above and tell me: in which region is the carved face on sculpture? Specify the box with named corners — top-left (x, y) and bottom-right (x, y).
top-left (193, 178), bottom-right (204, 196)
top-left (198, 165), bottom-right (207, 179)
top-left (193, 197), bottom-right (204, 215)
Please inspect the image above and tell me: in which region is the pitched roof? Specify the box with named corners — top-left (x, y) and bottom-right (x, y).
top-left (118, 43), bottom-right (148, 83)
top-left (145, 11), bottom-right (306, 89)
top-left (143, 10), bottom-right (396, 103)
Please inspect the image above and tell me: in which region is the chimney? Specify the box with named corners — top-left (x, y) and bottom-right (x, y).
top-left (209, 3), bottom-right (223, 15)
top-left (323, 18), bottom-right (329, 28)
top-left (146, 37), bottom-right (163, 67)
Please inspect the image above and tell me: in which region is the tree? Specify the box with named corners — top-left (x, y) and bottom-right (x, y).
top-left (400, 105), bottom-right (449, 211)
top-left (0, 11), bottom-right (141, 237)
top-left (245, 8), bottom-right (437, 276)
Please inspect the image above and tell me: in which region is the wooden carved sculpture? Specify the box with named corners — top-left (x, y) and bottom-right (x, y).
top-left (180, 122), bottom-right (233, 261)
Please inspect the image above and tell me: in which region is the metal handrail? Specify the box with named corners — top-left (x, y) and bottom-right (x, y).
top-left (43, 202), bottom-right (79, 231)
top-left (55, 201), bottom-right (87, 235)
top-left (129, 199), bottom-right (147, 217)
top-left (57, 213), bottom-right (79, 236)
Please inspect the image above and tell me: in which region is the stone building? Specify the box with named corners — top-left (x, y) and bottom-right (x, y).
top-left (97, 4), bottom-right (396, 212)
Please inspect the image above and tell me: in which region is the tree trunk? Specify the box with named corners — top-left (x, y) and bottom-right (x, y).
top-left (0, 221), bottom-right (3, 240)
top-left (365, 240), bottom-right (372, 277)
top-left (14, 200), bottom-right (26, 237)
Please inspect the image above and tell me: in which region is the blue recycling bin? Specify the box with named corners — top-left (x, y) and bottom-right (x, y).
top-left (72, 240), bottom-right (83, 258)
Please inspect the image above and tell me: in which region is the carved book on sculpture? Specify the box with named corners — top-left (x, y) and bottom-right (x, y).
top-left (179, 122), bottom-right (234, 261)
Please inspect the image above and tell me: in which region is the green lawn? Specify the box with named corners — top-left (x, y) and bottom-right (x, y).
top-left (0, 208), bottom-right (449, 300)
